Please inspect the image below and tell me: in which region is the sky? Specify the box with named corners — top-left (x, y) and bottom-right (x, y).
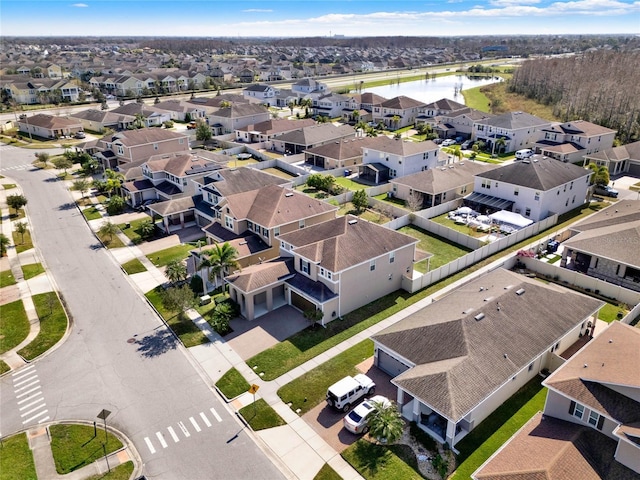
top-left (1, 0), bottom-right (639, 38)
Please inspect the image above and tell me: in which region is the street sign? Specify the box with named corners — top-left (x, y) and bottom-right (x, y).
top-left (248, 384), bottom-right (260, 394)
top-left (97, 409), bottom-right (111, 420)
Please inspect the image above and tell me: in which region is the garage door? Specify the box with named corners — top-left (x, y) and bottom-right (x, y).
top-left (627, 162), bottom-right (640, 177)
top-left (291, 291), bottom-right (315, 313)
top-left (377, 349), bottom-right (411, 377)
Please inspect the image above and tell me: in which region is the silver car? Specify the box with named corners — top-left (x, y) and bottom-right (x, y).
top-left (343, 395), bottom-right (391, 434)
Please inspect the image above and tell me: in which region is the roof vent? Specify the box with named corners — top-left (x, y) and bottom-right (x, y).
top-left (463, 308), bottom-right (474, 314)
top-left (483, 297), bottom-right (494, 302)
top-left (516, 288), bottom-right (525, 296)
top-left (459, 162), bottom-right (465, 166)
top-left (348, 219), bottom-right (358, 225)
top-left (474, 313), bottom-right (485, 321)
top-left (504, 285), bottom-right (513, 290)
top-left (583, 363), bottom-right (588, 368)
top-left (503, 353), bottom-right (508, 358)
top-left (285, 192), bottom-right (294, 197)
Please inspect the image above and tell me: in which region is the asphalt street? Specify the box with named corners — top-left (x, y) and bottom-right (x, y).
top-left (0, 144), bottom-right (286, 480)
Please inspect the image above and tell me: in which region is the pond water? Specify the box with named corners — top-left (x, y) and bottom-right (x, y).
top-left (358, 75), bottom-right (502, 105)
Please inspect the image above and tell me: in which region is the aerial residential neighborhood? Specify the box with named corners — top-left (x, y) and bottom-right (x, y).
top-left (0, 29), bottom-right (639, 480)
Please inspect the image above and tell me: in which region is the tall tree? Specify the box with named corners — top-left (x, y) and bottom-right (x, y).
top-left (205, 242), bottom-right (240, 293)
top-left (195, 122), bottom-right (212, 141)
top-left (6, 194), bottom-right (27, 215)
top-left (52, 155), bottom-right (73, 175)
top-left (367, 400), bottom-right (404, 445)
top-left (165, 259), bottom-right (187, 285)
top-left (352, 189), bottom-right (368, 213)
top-left (104, 169), bottom-right (124, 198)
top-left (161, 284), bottom-right (196, 315)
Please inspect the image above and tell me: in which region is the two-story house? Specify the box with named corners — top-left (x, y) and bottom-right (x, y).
top-left (371, 95), bottom-right (427, 130)
top-left (291, 78), bottom-right (328, 96)
top-left (473, 321), bottom-right (640, 479)
top-left (582, 140), bottom-right (640, 177)
top-left (473, 111), bottom-right (552, 154)
top-left (373, 268), bottom-right (603, 450)
top-left (311, 92), bottom-right (351, 119)
top-left (535, 120), bottom-right (617, 164)
top-left (242, 84), bottom-right (279, 106)
top-left (226, 215), bottom-right (417, 322)
top-left (466, 156), bottom-right (591, 222)
top-left (206, 103), bottom-right (271, 135)
top-left (359, 136), bottom-right (440, 183)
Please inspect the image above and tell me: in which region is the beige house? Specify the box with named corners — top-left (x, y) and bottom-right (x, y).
top-left (582, 140), bottom-right (640, 177)
top-left (235, 118), bottom-right (316, 144)
top-left (371, 95), bottom-right (427, 130)
top-left (270, 123), bottom-right (356, 155)
top-left (473, 321), bottom-right (640, 479)
top-left (304, 137), bottom-right (376, 170)
top-left (207, 103), bottom-right (271, 135)
top-left (17, 113), bottom-right (83, 139)
top-left (68, 109), bottom-right (135, 133)
top-left (372, 268), bottom-right (603, 449)
top-left (227, 215), bottom-right (417, 322)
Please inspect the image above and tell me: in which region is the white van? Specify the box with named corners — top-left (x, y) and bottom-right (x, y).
top-left (515, 149), bottom-right (534, 160)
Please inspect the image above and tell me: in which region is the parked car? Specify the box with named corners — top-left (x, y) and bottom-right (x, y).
top-left (343, 395), bottom-right (391, 434)
top-left (326, 374), bottom-right (376, 412)
top-left (432, 138), bottom-right (443, 145)
top-left (461, 140), bottom-right (474, 150)
top-left (74, 131), bottom-right (86, 139)
top-left (515, 149), bottom-right (534, 159)
top-left (593, 185), bottom-right (619, 197)
top-left (186, 121), bottom-right (197, 130)
top-left (441, 139), bottom-right (456, 147)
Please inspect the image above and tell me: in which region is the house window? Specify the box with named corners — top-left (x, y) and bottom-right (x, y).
top-left (528, 362), bottom-right (534, 372)
top-left (514, 188), bottom-right (519, 196)
top-left (274, 227), bottom-right (280, 237)
top-left (300, 259), bottom-right (310, 274)
top-left (179, 138), bottom-right (184, 144)
top-left (370, 260), bottom-right (376, 271)
top-left (389, 252), bottom-right (395, 263)
top-left (525, 208), bottom-right (531, 217)
top-left (572, 195), bottom-right (576, 204)
top-left (570, 181), bottom-right (573, 190)
top-left (117, 145), bottom-right (124, 155)
top-left (262, 227), bottom-right (268, 237)
top-left (224, 215), bottom-right (233, 230)
top-left (588, 411), bottom-right (605, 430)
top-left (481, 180), bottom-right (490, 189)
top-left (569, 400), bottom-right (584, 419)
top-left (534, 192), bottom-right (540, 201)
top-left (247, 221), bottom-right (253, 230)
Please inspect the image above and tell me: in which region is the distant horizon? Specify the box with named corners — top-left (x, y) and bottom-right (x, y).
top-left (2, 0), bottom-right (639, 38)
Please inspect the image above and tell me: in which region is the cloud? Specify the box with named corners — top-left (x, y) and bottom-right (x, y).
top-left (242, 9), bottom-right (272, 13)
top-left (71, 3), bottom-right (88, 6)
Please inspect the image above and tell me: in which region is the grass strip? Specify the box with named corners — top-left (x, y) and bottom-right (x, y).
top-left (239, 398), bottom-right (286, 431)
top-left (342, 440), bottom-right (423, 480)
top-left (0, 432), bottom-right (37, 480)
top-left (12, 230), bottom-right (33, 254)
top-left (0, 359), bottom-right (10, 375)
top-left (216, 367), bottom-right (251, 399)
top-left (82, 206), bottom-right (102, 221)
top-left (277, 340), bottom-right (373, 415)
top-left (313, 463), bottom-right (343, 480)
top-left (50, 424), bottom-right (123, 474)
top-left (146, 244), bottom-right (194, 268)
top-left (22, 262), bottom-right (45, 280)
top-left (84, 461), bottom-right (134, 480)
top-left (0, 269), bottom-right (16, 288)
top-left (18, 292), bottom-right (68, 360)
top-left (121, 258), bottom-right (146, 275)
top-left (0, 300), bottom-right (30, 354)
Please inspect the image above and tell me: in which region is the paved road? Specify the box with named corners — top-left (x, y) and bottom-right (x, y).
top-left (0, 144), bottom-right (285, 480)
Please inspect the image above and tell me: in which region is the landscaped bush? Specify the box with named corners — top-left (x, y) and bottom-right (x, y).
top-left (190, 274), bottom-right (203, 295)
top-left (207, 298), bottom-right (239, 335)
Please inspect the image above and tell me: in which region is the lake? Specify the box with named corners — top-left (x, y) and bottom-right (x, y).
top-left (359, 75), bottom-right (502, 105)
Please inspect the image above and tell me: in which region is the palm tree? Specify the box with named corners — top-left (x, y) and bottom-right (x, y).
top-left (0, 233), bottom-right (9, 257)
top-left (104, 169), bottom-right (124, 198)
top-left (98, 221), bottom-right (119, 243)
top-left (492, 137), bottom-right (506, 156)
top-left (367, 400), bottom-right (404, 445)
top-left (72, 178), bottom-right (91, 199)
top-left (351, 110), bottom-right (360, 124)
top-left (391, 115), bottom-right (401, 130)
top-left (15, 221), bottom-right (28, 244)
top-left (134, 113), bottom-right (145, 128)
top-left (205, 242), bottom-right (240, 293)
top-left (165, 259), bottom-right (187, 285)
top-left (452, 145), bottom-right (463, 163)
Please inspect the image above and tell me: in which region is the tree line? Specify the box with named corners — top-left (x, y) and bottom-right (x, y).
top-left (508, 50), bottom-right (640, 144)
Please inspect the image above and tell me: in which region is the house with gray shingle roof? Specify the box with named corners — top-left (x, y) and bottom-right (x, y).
top-left (271, 123), bottom-right (356, 155)
top-left (560, 200), bottom-right (640, 292)
top-left (235, 118), bottom-right (316, 144)
top-left (473, 111), bottom-right (553, 155)
top-left (68, 108), bottom-right (135, 133)
top-left (535, 120), bottom-right (617, 164)
top-left (473, 321), bottom-right (640, 479)
top-left (373, 268), bottom-right (603, 449)
top-left (582, 140), bottom-right (640, 177)
top-left (206, 103), bottom-right (271, 135)
top-left (242, 83), bottom-right (279, 106)
top-left (303, 137), bottom-right (377, 170)
top-left (467, 156), bottom-right (591, 221)
top-left (226, 214), bottom-right (417, 323)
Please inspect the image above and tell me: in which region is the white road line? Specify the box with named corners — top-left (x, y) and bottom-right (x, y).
top-left (16, 386), bottom-right (41, 398)
top-left (18, 397), bottom-right (44, 410)
top-left (189, 417), bottom-right (201, 432)
top-left (167, 426), bottom-right (179, 443)
top-left (11, 365), bottom-right (35, 379)
top-left (156, 432), bottom-right (168, 449)
top-left (144, 437), bottom-right (156, 454)
top-left (20, 403), bottom-right (46, 417)
top-left (13, 375), bottom-right (38, 387)
top-left (22, 409), bottom-right (48, 424)
top-left (14, 380), bottom-right (40, 392)
top-left (17, 393), bottom-right (43, 405)
top-left (177, 421), bottom-right (190, 438)
top-left (37, 416), bottom-right (50, 424)
top-left (199, 412), bottom-right (211, 427)
top-left (209, 407), bottom-right (222, 423)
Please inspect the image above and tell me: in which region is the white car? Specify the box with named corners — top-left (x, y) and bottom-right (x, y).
top-left (343, 395), bottom-right (391, 434)
top-left (441, 139), bottom-right (456, 147)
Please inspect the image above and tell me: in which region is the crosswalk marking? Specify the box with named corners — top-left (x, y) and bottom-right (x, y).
top-left (19, 398), bottom-right (44, 411)
top-left (13, 374), bottom-right (38, 387)
top-left (38, 416), bottom-right (50, 424)
top-left (12, 365), bottom-right (35, 380)
top-left (20, 403), bottom-right (46, 417)
top-left (22, 409), bottom-right (48, 424)
top-left (199, 412), bottom-right (211, 427)
top-left (189, 417), bottom-right (201, 432)
top-left (18, 394), bottom-right (43, 405)
top-left (178, 421), bottom-right (190, 438)
top-left (167, 426), bottom-right (179, 443)
top-left (15, 379), bottom-right (40, 392)
top-left (156, 432), bottom-right (168, 449)
top-left (16, 386), bottom-right (41, 398)
top-left (209, 407), bottom-right (222, 423)
top-left (144, 437), bottom-right (156, 454)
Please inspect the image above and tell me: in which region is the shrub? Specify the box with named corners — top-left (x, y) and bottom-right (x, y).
top-left (106, 195), bottom-right (125, 215)
top-left (208, 301), bottom-right (236, 335)
top-left (190, 275), bottom-right (203, 295)
top-left (163, 120), bottom-right (174, 128)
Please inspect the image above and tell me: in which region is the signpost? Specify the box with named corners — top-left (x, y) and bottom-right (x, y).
top-left (97, 409), bottom-right (112, 472)
top-left (248, 384), bottom-right (260, 417)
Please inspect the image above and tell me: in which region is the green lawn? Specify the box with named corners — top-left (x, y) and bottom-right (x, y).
top-left (12, 230), bottom-right (34, 254)
top-left (372, 193), bottom-right (409, 210)
top-left (121, 258), bottom-right (147, 275)
top-left (18, 292), bottom-right (68, 360)
top-left (334, 176), bottom-right (370, 191)
top-left (82, 206), bottom-right (102, 221)
top-left (216, 367), bottom-right (251, 399)
top-left (261, 167), bottom-right (297, 179)
top-left (598, 303), bottom-right (629, 323)
top-left (342, 441), bottom-right (423, 480)
top-left (84, 461), bottom-right (134, 480)
top-left (2, 183), bottom-right (17, 190)
top-left (145, 288), bottom-right (209, 347)
top-left (146, 244), bottom-right (194, 268)
top-left (239, 398), bottom-right (287, 431)
top-left (0, 300), bottom-right (30, 354)
top-left (0, 432), bottom-right (37, 480)
top-left (50, 424), bottom-right (123, 474)
top-left (22, 262), bottom-right (45, 280)
top-left (0, 359), bottom-right (10, 375)
top-left (96, 231), bottom-right (126, 249)
top-left (278, 340), bottom-right (373, 415)
top-left (337, 203), bottom-right (391, 224)
top-left (117, 217), bottom-right (151, 245)
top-left (313, 463), bottom-right (342, 480)
top-left (8, 208), bottom-right (26, 220)
top-left (451, 379), bottom-right (546, 479)
top-left (0, 269), bottom-right (16, 288)
top-left (398, 225), bottom-right (472, 271)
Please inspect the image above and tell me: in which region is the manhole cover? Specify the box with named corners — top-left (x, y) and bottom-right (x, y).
top-left (127, 338), bottom-right (136, 344)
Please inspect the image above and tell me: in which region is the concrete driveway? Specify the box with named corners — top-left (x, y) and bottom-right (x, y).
top-left (224, 305), bottom-right (310, 360)
top-left (302, 358), bottom-right (397, 453)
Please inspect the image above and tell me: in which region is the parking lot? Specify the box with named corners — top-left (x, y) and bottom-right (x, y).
top-left (302, 358), bottom-right (397, 452)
